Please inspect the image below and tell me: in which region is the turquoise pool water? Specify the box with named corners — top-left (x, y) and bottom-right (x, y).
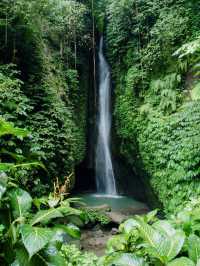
top-left (75, 193), bottom-right (147, 212)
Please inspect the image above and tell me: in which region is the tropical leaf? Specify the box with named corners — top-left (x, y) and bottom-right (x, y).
top-left (13, 162), bottom-right (46, 170)
top-left (0, 119), bottom-right (29, 138)
top-left (30, 209), bottom-right (63, 226)
top-left (106, 234), bottom-right (127, 253)
top-left (8, 222), bottom-right (18, 244)
top-left (58, 206), bottom-right (81, 216)
top-left (9, 188), bottom-right (32, 219)
top-left (44, 240), bottom-right (67, 265)
top-left (0, 162), bottom-right (45, 172)
top-left (191, 83), bottom-right (200, 101)
top-left (173, 38), bottom-right (200, 58)
top-left (157, 231), bottom-right (185, 262)
top-left (167, 257), bottom-right (195, 266)
top-left (11, 246), bottom-right (32, 266)
top-left (47, 198), bottom-right (60, 208)
top-left (197, 259), bottom-right (200, 266)
top-left (50, 228), bottom-right (68, 247)
top-left (67, 214), bottom-right (85, 228)
top-left (66, 197), bottom-right (85, 206)
top-left (43, 253), bottom-right (66, 266)
top-left (107, 253), bottom-right (147, 266)
top-left (120, 219), bottom-right (139, 234)
top-left (153, 220), bottom-right (176, 237)
top-left (136, 217), bottom-right (185, 263)
top-left (0, 163), bottom-right (15, 171)
top-left (33, 197), bottom-right (48, 210)
top-left (188, 234), bottom-right (200, 263)
top-left (145, 209), bottom-right (158, 223)
top-left (20, 224), bottom-right (53, 258)
top-left (0, 172), bottom-right (8, 199)
top-left (12, 246), bottom-right (63, 266)
top-left (55, 223), bottom-right (81, 239)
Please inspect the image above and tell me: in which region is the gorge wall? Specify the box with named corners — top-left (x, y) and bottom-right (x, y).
top-left (0, 0), bottom-right (92, 194)
top-left (100, 0), bottom-right (200, 212)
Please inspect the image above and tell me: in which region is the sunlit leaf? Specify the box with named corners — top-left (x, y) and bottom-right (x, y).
top-left (9, 188), bottom-right (32, 219)
top-left (55, 224), bottom-right (81, 239)
top-left (20, 225), bottom-right (53, 258)
top-left (167, 257), bottom-right (195, 266)
top-left (107, 253), bottom-right (147, 266)
top-left (188, 234), bottom-right (200, 263)
top-left (30, 209), bottom-right (63, 226)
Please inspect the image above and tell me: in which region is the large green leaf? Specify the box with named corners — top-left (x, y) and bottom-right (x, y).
top-left (145, 209), bottom-right (158, 223)
top-left (106, 234), bottom-right (127, 254)
top-left (12, 246), bottom-right (65, 266)
top-left (120, 219), bottom-right (139, 234)
top-left (136, 217), bottom-right (185, 263)
top-left (11, 246), bottom-right (33, 266)
top-left (0, 163), bottom-right (15, 171)
top-left (20, 224), bottom-right (53, 258)
top-left (55, 223), bottom-right (81, 239)
top-left (43, 253), bottom-right (66, 266)
top-left (167, 257), bottom-right (195, 266)
top-left (9, 222), bottom-right (17, 244)
top-left (0, 172), bottom-right (8, 199)
top-left (47, 197), bottom-right (60, 208)
top-left (0, 119), bottom-right (29, 138)
top-left (153, 220), bottom-right (176, 237)
top-left (188, 234), bottom-right (200, 263)
top-left (9, 188), bottom-right (32, 219)
top-left (30, 209), bottom-right (63, 226)
top-left (58, 206), bottom-right (81, 216)
top-left (107, 253), bottom-right (147, 266)
top-left (66, 214), bottom-right (85, 228)
top-left (0, 162), bottom-right (46, 172)
top-left (49, 226), bottom-right (76, 248)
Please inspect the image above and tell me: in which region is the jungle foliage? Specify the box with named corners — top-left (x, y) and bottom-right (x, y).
top-left (101, 199), bottom-right (200, 266)
top-left (103, 0), bottom-right (200, 213)
top-left (0, 1), bottom-right (95, 264)
top-left (1, 0), bottom-right (200, 265)
top-left (0, 0), bottom-right (92, 193)
top-left (0, 118), bottom-right (81, 265)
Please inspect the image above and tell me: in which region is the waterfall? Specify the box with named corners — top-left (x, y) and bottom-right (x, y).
top-left (95, 36), bottom-right (117, 195)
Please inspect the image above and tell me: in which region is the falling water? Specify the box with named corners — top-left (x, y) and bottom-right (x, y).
top-left (95, 36), bottom-right (117, 195)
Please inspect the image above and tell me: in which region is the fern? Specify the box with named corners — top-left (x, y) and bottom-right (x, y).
top-left (191, 82), bottom-right (200, 100)
top-left (173, 38), bottom-right (200, 59)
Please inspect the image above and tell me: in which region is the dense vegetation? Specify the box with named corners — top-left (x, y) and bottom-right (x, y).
top-left (0, 1), bottom-right (95, 264)
top-left (0, 0), bottom-right (91, 194)
top-left (1, 0), bottom-right (200, 265)
top-left (102, 0), bottom-right (200, 213)
top-left (101, 199), bottom-right (200, 266)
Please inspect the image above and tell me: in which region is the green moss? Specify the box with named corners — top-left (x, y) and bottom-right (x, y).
top-left (0, 0), bottom-right (91, 192)
top-left (104, 0), bottom-right (200, 213)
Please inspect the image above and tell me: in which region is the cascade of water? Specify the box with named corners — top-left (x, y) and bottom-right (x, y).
top-left (95, 36), bottom-right (117, 195)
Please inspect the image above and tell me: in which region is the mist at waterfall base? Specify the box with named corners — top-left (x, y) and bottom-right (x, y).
top-left (74, 37), bottom-right (147, 210)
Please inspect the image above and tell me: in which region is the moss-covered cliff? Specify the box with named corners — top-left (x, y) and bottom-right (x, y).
top-left (0, 0), bottom-right (92, 193)
top-left (102, 0), bottom-right (200, 212)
